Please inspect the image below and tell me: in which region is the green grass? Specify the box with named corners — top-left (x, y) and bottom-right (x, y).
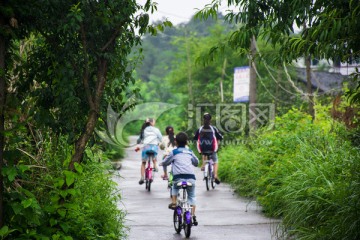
top-left (218, 108), bottom-right (360, 240)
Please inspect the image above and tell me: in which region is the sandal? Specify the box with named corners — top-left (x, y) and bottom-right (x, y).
top-left (214, 178), bottom-right (221, 184)
top-left (201, 166), bottom-right (205, 171)
top-left (193, 216), bottom-right (198, 226)
top-left (162, 176), bottom-right (169, 180)
top-left (168, 203), bottom-right (176, 210)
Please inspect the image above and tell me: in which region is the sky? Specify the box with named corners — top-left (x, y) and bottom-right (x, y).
top-left (136, 0), bottom-right (218, 25)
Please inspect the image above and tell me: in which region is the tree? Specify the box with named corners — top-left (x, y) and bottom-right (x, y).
top-left (196, 0), bottom-right (360, 119)
top-left (0, 0), bottom-right (171, 231)
top-left (0, 0), bottom-right (36, 227)
top-left (17, 1), bottom-right (163, 170)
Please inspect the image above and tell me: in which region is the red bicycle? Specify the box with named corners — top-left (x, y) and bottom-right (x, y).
top-left (145, 151), bottom-right (155, 191)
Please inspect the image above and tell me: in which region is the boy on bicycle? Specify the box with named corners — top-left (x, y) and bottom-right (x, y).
top-left (193, 113), bottom-right (223, 184)
top-left (161, 132), bottom-right (199, 226)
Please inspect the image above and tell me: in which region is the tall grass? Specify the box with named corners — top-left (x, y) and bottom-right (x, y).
top-left (218, 109), bottom-right (360, 239)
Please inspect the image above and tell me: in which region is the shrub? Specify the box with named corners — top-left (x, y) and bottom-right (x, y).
top-left (3, 135), bottom-right (126, 239)
top-left (218, 108), bottom-right (360, 239)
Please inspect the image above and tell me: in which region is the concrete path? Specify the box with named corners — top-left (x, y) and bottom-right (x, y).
top-left (113, 136), bottom-right (279, 240)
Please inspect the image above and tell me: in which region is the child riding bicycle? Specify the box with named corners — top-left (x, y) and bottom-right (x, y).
top-left (161, 132), bottom-right (199, 225)
top-left (136, 118), bottom-right (162, 185)
top-left (159, 126), bottom-right (176, 180)
top-left (193, 113), bottom-right (223, 184)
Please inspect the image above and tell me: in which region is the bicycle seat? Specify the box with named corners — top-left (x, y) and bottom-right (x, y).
top-left (145, 150), bottom-right (156, 156)
top-left (201, 151), bottom-right (213, 156)
top-left (176, 181), bottom-right (192, 188)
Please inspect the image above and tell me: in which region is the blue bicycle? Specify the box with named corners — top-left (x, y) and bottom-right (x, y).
top-left (173, 181), bottom-right (196, 238)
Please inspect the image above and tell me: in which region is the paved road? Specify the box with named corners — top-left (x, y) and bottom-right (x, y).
top-left (113, 136), bottom-right (278, 240)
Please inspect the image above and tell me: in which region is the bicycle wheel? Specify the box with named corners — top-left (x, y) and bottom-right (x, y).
top-left (147, 178), bottom-right (151, 191)
top-left (173, 208), bottom-right (182, 233)
top-left (184, 211), bottom-right (192, 238)
top-left (205, 163), bottom-right (211, 191)
top-left (211, 170), bottom-right (216, 189)
top-left (205, 176), bottom-right (209, 191)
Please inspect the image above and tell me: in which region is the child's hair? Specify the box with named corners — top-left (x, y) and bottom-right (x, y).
top-left (165, 126), bottom-right (176, 147)
top-left (139, 118), bottom-right (154, 140)
top-left (175, 132), bottom-right (188, 147)
top-left (203, 113), bottom-right (211, 129)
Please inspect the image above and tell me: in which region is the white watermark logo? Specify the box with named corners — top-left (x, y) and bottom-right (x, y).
top-left (187, 103), bottom-right (275, 133)
top-left (95, 101), bottom-right (178, 147)
top-left (96, 101), bottom-right (275, 147)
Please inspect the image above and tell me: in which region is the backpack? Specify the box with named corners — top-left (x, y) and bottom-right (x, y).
top-left (196, 126), bottom-right (218, 153)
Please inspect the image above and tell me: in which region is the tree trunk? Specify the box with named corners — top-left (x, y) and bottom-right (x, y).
top-left (0, 18), bottom-right (6, 228)
top-left (305, 54), bottom-right (315, 120)
top-left (68, 58), bottom-right (108, 171)
top-left (249, 35), bottom-right (257, 132)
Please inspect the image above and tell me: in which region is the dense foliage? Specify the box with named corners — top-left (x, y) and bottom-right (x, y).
top-left (218, 105), bottom-right (360, 239)
top-left (129, 16), bottom-right (305, 137)
top-left (0, 0), bottom-right (167, 238)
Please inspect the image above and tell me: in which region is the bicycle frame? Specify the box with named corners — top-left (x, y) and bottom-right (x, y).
top-left (173, 181), bottom-right (194, 237)
top-left (177, 182), bottom-right (192, 218)
top-left (203, 159), bottom-right (214, 178)
top-left (145, 157), bottom-right (153, 180)
top-left (145, 152), bottom-right (155, 191)
top-left (202, 153), bottom-right (215, 191)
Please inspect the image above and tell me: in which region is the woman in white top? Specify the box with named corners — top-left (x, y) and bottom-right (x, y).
top-left (136, 118), bottom-right (162, 185)
top-left (159, 126), bottom-right (176, 180)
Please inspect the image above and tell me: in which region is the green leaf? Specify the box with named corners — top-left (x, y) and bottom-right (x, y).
top-left (51, 234), bottom-right (61, 240)
top-left (3, 167), bottom-right (17, 182)
top-left (59, 190), bottom-right (68, 198)
top-left (54, 178), bottom-right (65, 188)
top-left (0, 226), bottom-right (17, 237)
top-left (57, 208), bottom-right (66, 217)
top-left (64, 170), bottom-right (75, 186)
top-left (66, 189), bottom-right (77, 196)
top-left (50, 218), bottom-right (57, 227)
top-left (73, 162), bottom-right (83, 173)
top-left (59, 222), bottom-right (70, 233)
top-left (18, 164), bottom-right (30, 173)
top-left (0, 226), bottom-right (9, 235)
top-left (21, 198), bottom-right (33, 208)
top-left (11, 202), bottom-right (23, 215)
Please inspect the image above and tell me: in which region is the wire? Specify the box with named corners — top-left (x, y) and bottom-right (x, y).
top-left (251, 59), bottom-right (293, 103)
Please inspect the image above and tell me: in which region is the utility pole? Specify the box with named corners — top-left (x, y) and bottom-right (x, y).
top-left (305, 54), bottom-right (314, 120)
top-left (220, 58), bottom-right (227, 102)
top-left (185, 32), bottom-right (194, 108)
top-left (249, 35), bottom-right (257, 133)
top-left (303, 21), bottom-right (315, 120)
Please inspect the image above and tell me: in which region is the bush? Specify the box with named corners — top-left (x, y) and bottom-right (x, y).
top-left (218, 108), bottom-right (360, 239)
top-left (3, 135), bottom-right (126, 239)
